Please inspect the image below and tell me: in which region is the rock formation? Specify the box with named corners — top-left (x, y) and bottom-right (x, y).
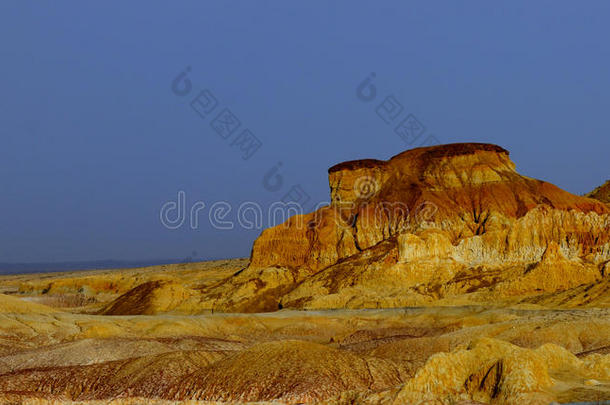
top-left (202, 143), bottom-right (610, 312)
top-left (360, 337), bottom-right (610, 405)
top-left (100, 280), bottom-right (196, 315)
top-left (587, 179), bottom-right (610, 204)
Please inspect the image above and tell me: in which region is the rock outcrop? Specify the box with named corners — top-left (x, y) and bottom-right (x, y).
top-left (203, 143), bottom-right (610, 312)
top-left (100, 280), bottom-right (196, 315)
top-left (367, 337), bottom-right (610, 405)
top-left (587, 179), bottom-right (610, 204)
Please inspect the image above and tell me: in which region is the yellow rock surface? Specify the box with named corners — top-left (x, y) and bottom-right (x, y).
top-left (0, 293), bottom-right (59, 314)
top-left (0, 306), bottom-right (608, 403)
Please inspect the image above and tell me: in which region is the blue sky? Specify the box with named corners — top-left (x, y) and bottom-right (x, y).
top-left (1, 1), bottom-right (609, 263)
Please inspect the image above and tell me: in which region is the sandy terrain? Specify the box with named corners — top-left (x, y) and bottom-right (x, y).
top-left (0, 260), bottom-right (609, 404)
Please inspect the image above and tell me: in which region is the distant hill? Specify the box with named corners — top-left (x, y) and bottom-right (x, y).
top-left (586, 179), bottom-right (610, 203)
top-left (0, 257), bottom-right (223, 275)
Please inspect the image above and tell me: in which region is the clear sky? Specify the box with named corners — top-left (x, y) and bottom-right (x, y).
top-left (1, 1), bottom-right (609, 264)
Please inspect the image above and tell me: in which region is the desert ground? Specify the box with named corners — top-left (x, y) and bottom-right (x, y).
top-left (0, 261), bottom-right (609, 404)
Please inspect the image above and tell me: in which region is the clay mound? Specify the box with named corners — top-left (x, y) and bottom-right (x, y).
top-left (0, 338), bottom-right (168, 374)
top-left (0, 293), bottom-right (59, 314)
top-left (587, 180), bottom-right (610, 203)
top-left (0, 340), bottom-right (408, 403)
top-left (100, 280), bottom-right (196, 315)
top-left (0, 336), bottom-right (244, 375)
top-left (165, 340), bottom-right (409, 403)
top-left (199, 143), bottom-right (610, 312)
top-left (0, 350), bottom-right (227, 401)
top-left (388, 338), bottom-right (610, 405)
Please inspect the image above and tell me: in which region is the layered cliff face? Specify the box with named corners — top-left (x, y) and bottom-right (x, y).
top-left (204, 143), bottom-right (610, 312)
top-left (252, 143), bottom-right (608, 269)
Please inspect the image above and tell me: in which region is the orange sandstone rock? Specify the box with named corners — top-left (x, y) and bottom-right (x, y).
top-left (203, 143), bottom-right (609, 312)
